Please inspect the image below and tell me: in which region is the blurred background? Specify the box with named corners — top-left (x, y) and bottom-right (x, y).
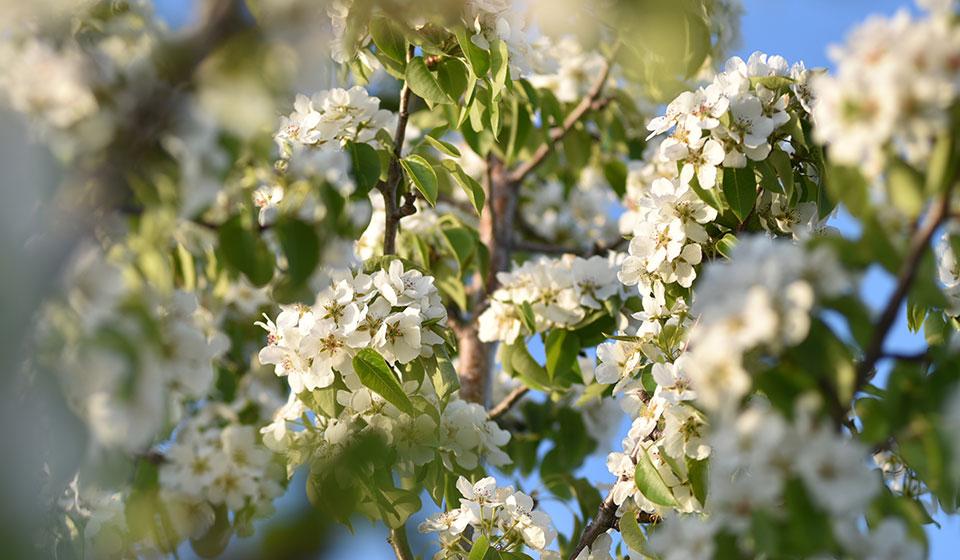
top-left (1, 0), bottom-right (958, 558)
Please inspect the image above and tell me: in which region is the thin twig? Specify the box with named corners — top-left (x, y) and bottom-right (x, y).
top-left (380, 44), bottom-right (417, 255)
top-left (507, 44), bottom-right (620, 185)
top-left (488, 386), bottom-right (529, 419)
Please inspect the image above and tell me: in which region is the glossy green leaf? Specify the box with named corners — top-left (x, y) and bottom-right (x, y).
top-left (469, 535), bottom-right (490, 560)
top-left (353, 348), bottom-right (415, 415)
top-left (722, 164), bottom-right (757, 222)
top-left (424, 134), bottom-right (461, 157)
top-left (454, 26), bottom-right (490, 76)
top-left (405, 57), bottom-right (451, 105)
top-left (441, 226), bottom-right (476, 271)
top-left (369, 16), bottom-right (407, 64)
top-left (545, 329), bottom-right (579, 382)
top-left (347, 141), bottom-right (382, 196)
top-left (442, 159), bottom-right (486, 215)
top-left (436, 58), bottom-right (469, 102)
top-left (400, 155), bottom-right (439, 206)
top-left (634, 446), bottom-right (678, 507)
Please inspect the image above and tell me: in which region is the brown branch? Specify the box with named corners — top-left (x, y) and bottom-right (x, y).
top-left (488, 386), bottom-right (529, 419)
top-left (854, 188), bottom-right (954, 392)
top-left (388, 526), bottom-right (414, 560)
top-left (507, 44), bottom-right (619, 185)
top-left (568, 495), bottom-right (659, 560)
top-left (456, 47), bottom-right (619, 406)
top-left (570, 494), bottom-right (619, 559)
top-left (380, 44), bottom-right (417, 256)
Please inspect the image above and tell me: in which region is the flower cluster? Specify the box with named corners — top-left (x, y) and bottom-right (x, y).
top-left (521, 169), bottom-right (622, 251)
top-left (160, 407), bottom-right (284, 514)
top-left (419, 476), bottom-right (557, 559)
top-left (647, 51), bottom-right (810, 186)
top-left (477, 254), bottom-right (623, 344)
top-left (619, 138), bottom-right (680, 236)
top-left (648, 400), bottom-right (921, 560)
top-left (605, 390), bottom-right (709, 516)
top-left (274, 86), bottom-right (394, 158)
top-left (812, 3), bottom-right (960, 177)
top-left (39, 245), bottom-right (229, 452)
top-left (257, 259), bottom-right (447, 392)
top-left (618, 175), bottom-right (717, 294)
top-left (257, 260), bottom-right (511, 475)
top-left (685, 235), bottom-right (849, 412)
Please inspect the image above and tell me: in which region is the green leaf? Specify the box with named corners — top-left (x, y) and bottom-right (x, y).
top-left (442, 159), bottom-right (486, 214)
top-left (218, 215), bottom-right (274, 286)
top-left (603, 159), bottom-right (628, 198)
top-left (274, 218), bottom-right (320, 285)
top-left (469, 534), bottom-right (490, 560)
top-left (687, 457), bottom-right (709, 506)
top-left (400, 155), bottom-right (439, 206)
top-left (506, 342), bottom-right (551, 391)
top-left (545, 329), bottom-right (580, 382)
top-left (436, 58), bottom-right (469, 102)
top-left (688, 173), bottom-right (722, 211)
top-left (347, 141), bottom-right (382, 196)
top-left (441, 226), bottom-right (476, 271)
top-left (619, 507), bottom-right (646, 552)
top-left (430, 351), bottom-right (460, 400)
top-left (405, 56), bottom-right (451, 105)
top-left (716, 233), bottom-right (738, 259)
top-left (369, 16), bottom-right (407, 64)
top-left (722, 164), bottom-right (757, 222)
top-left (768, 147), bottom-right (795, 197)
top-left (634, 446), bottom-right (678, 507)
top-left (518, 301), bottom-right (537, 333)
top-left (488, 38), bottom-right (510, 99)
top-left (455, 27), bottom-right (490, 76)
top-left (353, 348), bottom-right (414, 415)
top-left (424, 134), bottom-right (462, 157)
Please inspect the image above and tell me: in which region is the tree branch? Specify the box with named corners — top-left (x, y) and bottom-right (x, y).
top-left (456, 47), bottom-right (619, 406)
top-left (388, 526), bottom-right (414, 560)
top-left (380, 44), bottom-right (417, 256)
top-left (488, 386), bottom-right (529, 419)
top-left (855, 188), bottom-right (954, 392)
top-left (568, 495), bottom-right (659, 560)
top-left (507, 44), bottom-right (619, 185)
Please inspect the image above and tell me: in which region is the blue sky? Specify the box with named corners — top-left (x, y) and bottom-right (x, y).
top-left (154, 0), bottom-right (960, 557)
